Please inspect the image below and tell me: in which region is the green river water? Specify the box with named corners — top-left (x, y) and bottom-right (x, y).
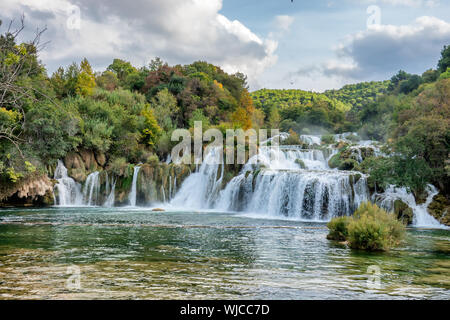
top-left (0, 207), bottom-right (449, 299)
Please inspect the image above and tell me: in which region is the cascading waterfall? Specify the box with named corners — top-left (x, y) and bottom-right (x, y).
top-left (171, 141), bottom-right (369, 220)
top-left (374, 184), bottom-right (447, 228)
top-left (53, 160), bottom-right (83, 206)
top-left (128, 166), bottom-right (141, 207)
top-left (171, 148), bottom-right (224, 209)
top-left (214, 148), bottom-right (369, 220)
top-left (83, 171), bottom-right (100, 206)
top-left (104, 178), bottom-right (116, 207)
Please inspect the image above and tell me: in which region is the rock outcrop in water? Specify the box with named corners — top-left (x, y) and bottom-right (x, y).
top-left (0, 174), bottom-right (54, 207)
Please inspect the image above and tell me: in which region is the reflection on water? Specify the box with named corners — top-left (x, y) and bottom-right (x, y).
top-left (0, 207), bottom-right (449, 299)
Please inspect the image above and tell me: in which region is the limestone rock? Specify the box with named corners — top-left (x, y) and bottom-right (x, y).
top-left (428, 194), bottom-right (450, 226)
top-left (79, 149), bottom-right (98, 171)
top-left (394, 199), bottom-right (414, 225)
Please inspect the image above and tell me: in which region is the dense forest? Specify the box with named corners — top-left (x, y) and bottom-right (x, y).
top-left (0, 19), bottom-right (449, 207)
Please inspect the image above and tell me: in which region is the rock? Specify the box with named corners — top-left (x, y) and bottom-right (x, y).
top-left (349, 173), bottom-right (362, 185)
top-left (428, 194), bottom-right (450, 226)
top-left (394, 199), bottom-right (414, 225)
top-left (95, 152), bottom-right (107, 167)
top-left (79, 149), bottom-right (98, 171)
top-left (70, 168), bottom-right (87, 183)
top-left (338, 159), bottom-right (358, 171)
top-left (0, 175), bottom-right (55, 207)
top-left (328, 154), bottom-right (342, 169)
top-left (295, 159), bottom-right (306, 169)
top-left (152, 208), bottom-right (165, 212)
top-left (64, 152), bottom-right (87, 183)
top-left (64, 152), bottom-right (84, 171)
top-left (414, 190), bottom-right (428, 205)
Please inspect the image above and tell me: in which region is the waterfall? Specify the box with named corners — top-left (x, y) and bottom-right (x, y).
top-left (374, 184), bottom-right (447, 229)
top-left (171, 148), bottom-right (223, 209)
top-left (215, 169), bottom-right (368, 220)
top-left (53, 160), bottom-right (83, 206)
top-left (173, 176), bottom-right (177, 199)
top-left (169, 176), bottom-right (172, 201)
top-left (128, 166), bottom-right (140, 207)
top-left (300, 135), bottom-right (321, 145)
top-left (104, 178), bottom-right (116, 207)
top-left (83, 171), bottom-right (100, 206)
top-left (171, 141), bottom-right (369, 220)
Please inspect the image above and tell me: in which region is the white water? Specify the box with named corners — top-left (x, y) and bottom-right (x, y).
top-left (171, 148), bottom-right (223, 209)
top-left (104, 179), bottom-right (116, 207)
top-left (374, 184), bottom-right (447, 229)
top-left (128, 166), bottom-right (141, 207)
top-left (83, 171), bottom-right (100, 206)
top-left (171, 141), bottom-right (369, 220)
top-left (53, 160), bottom-right (83, 206)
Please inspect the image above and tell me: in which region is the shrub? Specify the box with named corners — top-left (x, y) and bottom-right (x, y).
top-left (108, 157), bottom-right (128, 176)
top-left (328, 154), bottom-right (342, 169)
top-left (326, 202), bottom-right (406, 251)
top-left (295, 159), bottom-right (306, 169)
top-left (321, 134), bottom-right (335, 145)
top-left (282, 129), bottom-right (302, 145)
top-left (349, 202), bottom-right (405, 251)
top-left (346, 134), bottom-right (360, 142)
top-left (146, 154), bottom-right (160, 166)
top-left (338, 159), bottom-right (359, 171)
top-left (327, 216), bottom-right (350, 241)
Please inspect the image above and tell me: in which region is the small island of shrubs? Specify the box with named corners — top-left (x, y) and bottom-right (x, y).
top-left (327, 202), bottom-right (406, 251)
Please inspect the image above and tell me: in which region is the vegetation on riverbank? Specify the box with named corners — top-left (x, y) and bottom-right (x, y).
top-left (327, 202), bottom-right (406, 251)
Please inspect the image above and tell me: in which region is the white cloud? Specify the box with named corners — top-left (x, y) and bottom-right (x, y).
top-left (274, 15), bottom-right (294, 32)
top-left (322, 16), bottom-right (450, 79)
top-left (0, 0), bottom-right (278, 88)
top-left (359, 0), bottom-right (439, 7)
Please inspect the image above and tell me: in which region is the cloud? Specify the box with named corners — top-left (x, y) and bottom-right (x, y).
top-left (321, 16), bottom-right (450, 79)
top-left (358, 0), bottom-right (440, 7)
top-left (0, 0), bottom-right (278, 88)
top-left (274, 15), bottom-right (294, 32)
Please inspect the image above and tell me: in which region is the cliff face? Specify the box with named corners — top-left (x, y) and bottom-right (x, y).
top-left (0, 174), bottom-right (54, 207)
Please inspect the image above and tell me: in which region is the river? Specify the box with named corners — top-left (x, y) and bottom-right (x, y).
top-left (0, 207), bottom-right (448, 299)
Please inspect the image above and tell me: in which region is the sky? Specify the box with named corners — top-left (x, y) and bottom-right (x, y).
top-left (1, 0), bottom-right (450, 92)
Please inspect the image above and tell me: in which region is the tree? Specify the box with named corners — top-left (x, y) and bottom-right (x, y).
top-left (150, 88), bottom-right (179, 131)
top-left (388, 70), bottom-right (410, 91)
top-left (399, 74), bottom-right (422, 94)
top-left (107, 59), bottom-right (136, 82)
top-left (149, 57), bottom-right (165, 71)
top-left (422, 69), bottom-right (439, 83)
top-left (96, 70), bottom-right (119, 91)
top-left (76, 58), bottom-right (96, 96)
top-left (231, 107), bottom-right (252, 130)
top-left (437, 45), bottom-right (450, 74)
top-left (0, 16), bottom-right (47, 157)
top-left (141, 106), bottom-right (162, 147)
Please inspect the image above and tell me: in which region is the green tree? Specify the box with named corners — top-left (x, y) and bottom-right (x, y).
top-left (437, 45), bottom-right (450, 73)
top-left (76, 58), bottom-right (96, 96)
top-left (107, 58), bottom-right (136, 82)
top-left (141, 106), bottom-right (162, 147)
top-left (150, 88), bottom-right (179, 131)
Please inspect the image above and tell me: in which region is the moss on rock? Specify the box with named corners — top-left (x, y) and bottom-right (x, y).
top-left (393, 199), bottom-right (414, 225)
top-left (428, 194), bottom-right (450, 226)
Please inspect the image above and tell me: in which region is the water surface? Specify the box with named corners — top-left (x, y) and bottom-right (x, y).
top-left (0, 207), bottom-right (449, 299)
